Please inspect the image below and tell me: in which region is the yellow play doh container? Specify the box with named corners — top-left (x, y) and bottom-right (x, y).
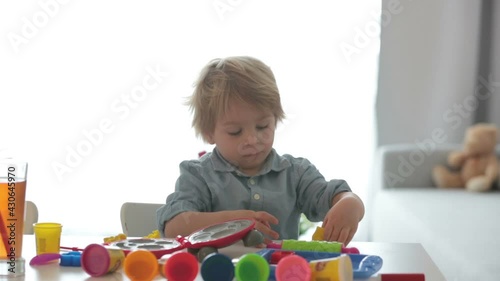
top-left (309, 254), bottom-right (353, 281)
top-left (158, 256), bottom-right (167, 278)
top-left (33, 222), bottom-right (62, 255)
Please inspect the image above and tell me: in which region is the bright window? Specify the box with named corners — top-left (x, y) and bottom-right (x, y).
top-left (1, 1), bottom-right (380, 238)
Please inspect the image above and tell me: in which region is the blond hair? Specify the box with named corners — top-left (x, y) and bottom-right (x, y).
top-left (188, 56), bottom-right (285, 142)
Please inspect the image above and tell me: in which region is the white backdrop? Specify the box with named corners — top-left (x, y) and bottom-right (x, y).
top-left (0, 0), bottom-right (379, 238)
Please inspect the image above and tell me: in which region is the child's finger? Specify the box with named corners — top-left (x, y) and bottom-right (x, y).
top-left (321, 218), bottom-right (328, 228)
top-left (255, 221), bottom-right (279, 240)
top-left (336, 228), bottom-right (351, 245)
top-left (264, 228), bottom-right (279, 240)
top-left (322, 222), bottom-right (334, 241)
top-left (262, 237), bottom-right (273, 245)
top-left (344, 231), bottom-right (355, 246)
top-left (258, 219), bottom-right (271, 228)
top-left (256, 212), bottom-right (279, 225)
top-left (255, 243), bottom-right (267, 248)
top-left (326, 225), bottom-right (341, 242)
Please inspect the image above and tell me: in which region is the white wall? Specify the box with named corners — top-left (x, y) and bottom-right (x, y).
top-left (0, 0), bottom-right (379, 238)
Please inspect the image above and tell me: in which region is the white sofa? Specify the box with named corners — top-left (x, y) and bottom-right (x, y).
top-left (367, 144), bottom-right (500, 281)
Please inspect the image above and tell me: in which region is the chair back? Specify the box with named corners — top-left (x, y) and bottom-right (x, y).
top-left (24, 200), bottom-right (39, 234)
top-left (120, 202), bottom-right (163, 237)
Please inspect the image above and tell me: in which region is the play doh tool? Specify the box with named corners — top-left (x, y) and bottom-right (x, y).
top-left (108, 218), bottom-right (264, 261)
top-left (29, 253), bottom-right (61, 266)
top-left (267, 240), bottom-right (360, 254)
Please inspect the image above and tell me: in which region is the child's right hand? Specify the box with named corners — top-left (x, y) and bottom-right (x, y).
top-left (251, 211), bottom-right (279, 243)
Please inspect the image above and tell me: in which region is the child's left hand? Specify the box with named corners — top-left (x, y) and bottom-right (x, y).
top-left (321, 193), bottom-right (364, 245)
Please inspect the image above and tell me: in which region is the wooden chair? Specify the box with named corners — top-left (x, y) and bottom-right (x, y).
top-left (120, 202), bottom-right (163, 237)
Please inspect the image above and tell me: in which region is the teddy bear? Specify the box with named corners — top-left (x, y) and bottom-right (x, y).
top-left (432, 123), bottom-right (499, 192)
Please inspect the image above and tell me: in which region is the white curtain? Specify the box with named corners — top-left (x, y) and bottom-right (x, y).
top-left (376, 0), bottom-right (500, 147)
top-left (1, 1), bottom-right (379, 239)
top-left (489, 1), bottom-right (500, 124)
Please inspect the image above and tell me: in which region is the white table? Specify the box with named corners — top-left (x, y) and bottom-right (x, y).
top-left (8, 235), bottom-right (446, 280)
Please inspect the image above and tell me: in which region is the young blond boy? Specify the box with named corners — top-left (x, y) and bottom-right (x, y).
top-left (156, 56), bottom-right (364, 245)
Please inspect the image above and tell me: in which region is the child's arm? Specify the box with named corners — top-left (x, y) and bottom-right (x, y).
top-left (164, 209), bottom-right (280, 240)
top-left (321, 191), bottom-right (365, 245)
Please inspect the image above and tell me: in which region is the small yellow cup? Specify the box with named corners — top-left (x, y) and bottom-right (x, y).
top-left (33, 223), bottom-right (62, 255)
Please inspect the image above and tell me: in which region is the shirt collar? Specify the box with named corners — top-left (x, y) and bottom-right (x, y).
top-left (210, 147), bottom-right (291, 175)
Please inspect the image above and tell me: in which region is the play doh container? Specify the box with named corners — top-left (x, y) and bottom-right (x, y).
top-left (235, 253), bottom-right (270, 281)
top-left (124, 250), bottom-right (158, 281)
top-left (81, 244), bottom-right (125, 277)
top-left (309, 254), bottom-right (353, 281)
top-left (163, 251), bottom-right (198, 281)
top-left (275, 254), bottom-right (311, 281)
top-left (201, 253), bottom-right (234, 281)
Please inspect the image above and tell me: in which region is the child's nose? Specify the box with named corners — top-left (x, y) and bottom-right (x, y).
top-left (245, 131), bottom-right (258, 145)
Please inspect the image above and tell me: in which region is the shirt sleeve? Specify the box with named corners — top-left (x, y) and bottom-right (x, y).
top-left (293, 157), bottom-right (351, 222)
top-left (156, 160), bottom-right (212, 235)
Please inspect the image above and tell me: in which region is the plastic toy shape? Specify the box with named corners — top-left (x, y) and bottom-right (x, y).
top-left (60, 251), bottom-right (82, 267)
top-left (257, 249), bottom-right (383, 280)
top-left (108, 218), bottom-right (264, 261)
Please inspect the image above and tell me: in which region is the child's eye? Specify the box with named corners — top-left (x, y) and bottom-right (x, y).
top-left (257, 125), bottom-right (269, 130)
top-left (228, 130), bottom-right (242, 136)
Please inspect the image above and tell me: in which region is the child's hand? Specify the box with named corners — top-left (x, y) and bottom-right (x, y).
top-left (322, 195), bottom-right (363, 246)
top-left (251, 211), bottom-right (280, 243)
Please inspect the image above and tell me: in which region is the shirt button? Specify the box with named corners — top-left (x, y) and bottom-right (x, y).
top-left (253, 193), bottom-right (261, 200)
top-left (249, 178), bottom-right (256, 185)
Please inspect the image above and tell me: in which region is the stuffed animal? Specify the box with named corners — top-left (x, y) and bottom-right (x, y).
top-left (432, 123), bottom-right (499, 192)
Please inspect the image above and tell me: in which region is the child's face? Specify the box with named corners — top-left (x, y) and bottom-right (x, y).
top-left (206, 100), bottom-right (276, 176)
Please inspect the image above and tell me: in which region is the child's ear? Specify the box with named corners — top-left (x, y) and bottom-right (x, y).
top-left (204, 132), bottom-right (215, 144)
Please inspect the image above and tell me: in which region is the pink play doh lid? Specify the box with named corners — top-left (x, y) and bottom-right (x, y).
top-left (275, 255), bottom-right (311, 281)
top-left (81, 244), bottom-right (112, 277)
top-left (82, 244), bottom-right (125, 277)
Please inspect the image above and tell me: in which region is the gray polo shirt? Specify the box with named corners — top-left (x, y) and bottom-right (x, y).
top-left (156, 148), bottom-right (351, 239)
